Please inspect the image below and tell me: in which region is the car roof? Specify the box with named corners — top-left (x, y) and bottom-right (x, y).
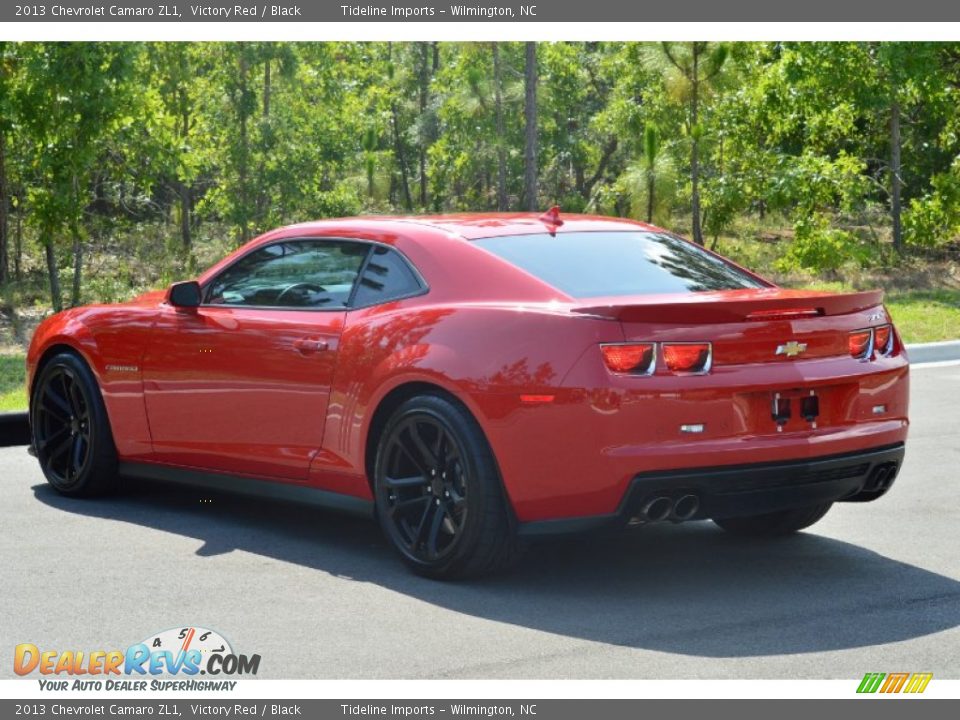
top-left (282, 212), bottom-right (663, 242)
top-left (198, 212), bottom-right (687, 302)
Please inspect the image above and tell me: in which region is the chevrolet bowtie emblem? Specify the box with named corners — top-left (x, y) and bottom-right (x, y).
top-left (776, 341), bottom-right (808, 357)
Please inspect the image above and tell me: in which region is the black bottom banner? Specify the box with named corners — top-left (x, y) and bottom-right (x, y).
top-left (1, 700), bottom-right (956, 720)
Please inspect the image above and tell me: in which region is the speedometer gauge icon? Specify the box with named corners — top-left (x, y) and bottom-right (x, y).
top-left (141, 626), bottom-right (233, 664)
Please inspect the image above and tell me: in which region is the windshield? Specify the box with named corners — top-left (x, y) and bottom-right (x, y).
top-left (473, 231), bottom-right (768, 298)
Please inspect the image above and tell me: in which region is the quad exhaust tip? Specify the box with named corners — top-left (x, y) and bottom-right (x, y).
top-left (672, 494), bottom-right (700, 521)
top-left (630, 494), bottom-right (701, 526)
top-left (865, 462), bottom-right (899, 492)
top-left (640, 496), bottom-right (673, 523)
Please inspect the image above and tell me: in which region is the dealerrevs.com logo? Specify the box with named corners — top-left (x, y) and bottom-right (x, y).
top-left (14, 626), bottom-right (261, 692)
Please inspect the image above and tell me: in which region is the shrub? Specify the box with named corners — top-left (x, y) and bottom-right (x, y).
top-left (777, 213), bottom-right (866, 273)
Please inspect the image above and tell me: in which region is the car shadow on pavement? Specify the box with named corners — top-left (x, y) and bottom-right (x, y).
top-left (33, 478), bottom-right (960, 659)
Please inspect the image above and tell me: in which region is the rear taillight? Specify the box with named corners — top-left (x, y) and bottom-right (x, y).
top-left (601, 341), bottom-right (713, 375)
top-left (849, 329), bottom-right (873, 359)
top-left (663, 343), bottom-right (712, 374)
top-left (601, 343), bottom-right (655, 375)
top-left (874, 324), bottom-right (893, 356)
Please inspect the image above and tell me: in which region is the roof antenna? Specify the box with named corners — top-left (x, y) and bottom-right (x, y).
top-left (537, 206), bottom-right (564, 235)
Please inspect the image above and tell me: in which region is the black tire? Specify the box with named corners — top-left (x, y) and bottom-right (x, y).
top-left (30, 352), bottom-right (119, 497)
top-left (373, 394), bottom-right (517, 580)
top-left (712, 503), bottom-right (833, 537)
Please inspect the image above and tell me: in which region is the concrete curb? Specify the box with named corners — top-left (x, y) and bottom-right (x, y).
top-left (905, 340), bottom-right (960, 365)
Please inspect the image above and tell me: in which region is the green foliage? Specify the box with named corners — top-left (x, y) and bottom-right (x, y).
top-left (903, 161), bottom-right (960, 247)
top-left (1, 40), bottom-right (960, 318)
top-left (777, 213), bottom-right (869, 273)
top-left (903, 194), bottom-right (954, 248)
top-left (617, 124), bottom-right (677, 225)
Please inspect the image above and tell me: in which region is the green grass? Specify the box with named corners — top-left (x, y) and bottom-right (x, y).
top-left (883, 290), bottom-right (960, 344)
top-left (788, 280), bottom-right (960, 343)
top-left (0, 354), bottom-right (27, 413)
top-left (713, 224), bottom-right (960, 345)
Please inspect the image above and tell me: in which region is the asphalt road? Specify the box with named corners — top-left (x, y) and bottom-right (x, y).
top-left (1, 363), bottom-right (958, 680)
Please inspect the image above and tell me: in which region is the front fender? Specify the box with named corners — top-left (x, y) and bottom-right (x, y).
top-left (27, 305), bottom-right (158, 459)
top-left (27, 311), bottom-right (100, 396)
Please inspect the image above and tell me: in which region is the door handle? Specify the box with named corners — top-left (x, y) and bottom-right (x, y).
top-left (293, 338), bottom-right (330, 354)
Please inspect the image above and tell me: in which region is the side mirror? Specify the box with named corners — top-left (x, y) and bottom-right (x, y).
top-left (166, 281), bottom-right (202, 311)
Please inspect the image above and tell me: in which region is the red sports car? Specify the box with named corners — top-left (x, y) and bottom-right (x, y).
top-left (27, 211), bottom-right (908, 578)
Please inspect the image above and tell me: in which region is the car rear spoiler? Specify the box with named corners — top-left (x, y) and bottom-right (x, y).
top-left (571, 289), bottom-right (884, 324)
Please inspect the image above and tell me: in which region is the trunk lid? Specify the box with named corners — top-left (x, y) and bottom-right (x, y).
top-left (573, 288), bottom-right (886, 365)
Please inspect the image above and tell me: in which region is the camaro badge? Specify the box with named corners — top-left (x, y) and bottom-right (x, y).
top-left (775, 341), bottom-right (808, 357)
top-left (105, 364), bottom-right (139, 373)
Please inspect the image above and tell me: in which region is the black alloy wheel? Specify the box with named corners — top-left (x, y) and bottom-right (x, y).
top-left (31, 352), bottom-right (118, 496)
top-left (380, 413), bottom-right (468, 562)
top-left (374, 394), bottom-right (517, 579)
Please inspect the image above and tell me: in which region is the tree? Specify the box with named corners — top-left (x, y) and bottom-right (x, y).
top-left (148, 42), bottom-right (206, 250)
top-left (642, 124), bottom-right (661, 223)
top-left (658, 42), bottom-right (729, 245)
top-left (15, 42), bottom-right (136, 310)
top-left (872, 43), bottom-right (942, 253)
top-left (524, 42), bottom-right (538, 211)
top-left (6, 38), bottom-right (960, 317)
top-left (0, 42), bottom-right (12, 284)
top-left (492, 43), bottom-right (508, 210)
top-left (388, 59), bottom-right (414, 210)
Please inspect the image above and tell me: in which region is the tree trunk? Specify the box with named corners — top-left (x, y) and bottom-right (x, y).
top-left (255, 57), bottom-right (271, 230)
top-left (14, 192), bottom-right (22, 281)
top-left (583, 137), bottom-right (617, 201)
top-left (493, 43), bottom-right (508, 211)
top-left (70, 172), bottom-right (83, 307)
top-left (523, 42), bottom-right (539, 212)
top-left (178, 74), bottom-right (192, 249)
top-left (690, 45), bottom-right (704, 246)
top-left (418, 43), bottom-right (430, 207)
top-left (238, 47), bottom-right (250, 245)
top-left (646, 173), bottom-right (655, 224)
top-left (391, 104), bottom-right (414, 211)
top-left (0, 129), bottom-right (8, 284)
top-left (71, 230), bottom-right (82, 308)
top-left (44, 237), bottom-right (62, 313)
top-left (179, 181), bottom-right (191, 250)
top-left (890, 99), bottom-right (903, 254)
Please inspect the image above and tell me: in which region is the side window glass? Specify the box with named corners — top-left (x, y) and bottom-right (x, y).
top-left (205, 240), bottom-right (368, 309)
top-left (352, 246), bottom-right (423, 307)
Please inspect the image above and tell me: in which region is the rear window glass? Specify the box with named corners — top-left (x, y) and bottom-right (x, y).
top-left (473, 231), bottom-right (767, 298)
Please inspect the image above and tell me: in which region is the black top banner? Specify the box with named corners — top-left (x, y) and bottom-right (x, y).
top-left (5, 0), bottom-right (960, 22)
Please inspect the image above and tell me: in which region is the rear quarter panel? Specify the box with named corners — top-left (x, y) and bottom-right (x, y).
top-left (312, 300), bottom-right (623, 504)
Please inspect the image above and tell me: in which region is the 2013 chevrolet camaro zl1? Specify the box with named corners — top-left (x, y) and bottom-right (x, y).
top-left (27, 210), bottom-right (908, 578)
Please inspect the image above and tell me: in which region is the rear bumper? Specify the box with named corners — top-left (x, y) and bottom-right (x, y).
top-left (518, 442), bottom-right (905, 536)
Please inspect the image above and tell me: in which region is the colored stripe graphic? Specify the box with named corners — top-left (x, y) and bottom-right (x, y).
top-left (903, 673), bottom-right (933, 694)
top-left (856, 672), bottom-right (932, 694)
top-left (857, 673), bottom-right (885, 693)
top-left (881, 672), bottom-right (910, 693)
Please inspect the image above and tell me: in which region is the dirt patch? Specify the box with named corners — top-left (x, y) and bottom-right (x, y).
top-left (0, 306), bottom-right (49, 355)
